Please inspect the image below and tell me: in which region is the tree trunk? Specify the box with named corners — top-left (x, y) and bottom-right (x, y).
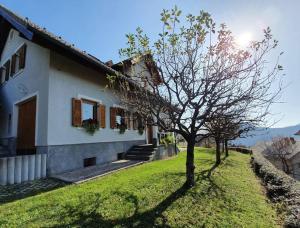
top-left (215, 138), bottom-right (221, 165)
top-left (222, 140), bottom-right (225, 153)
top-left (225, 139), bottom-right (229, 157)
top-left (186, 140), bottom-right (195, 187)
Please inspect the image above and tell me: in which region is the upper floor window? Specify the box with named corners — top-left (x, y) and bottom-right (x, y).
top-left (11, 44), bottom-right (26, 77)
top-left (4, 60), bottom-right (11, 81)
top-left (0, 44), bottom-right (27, 84)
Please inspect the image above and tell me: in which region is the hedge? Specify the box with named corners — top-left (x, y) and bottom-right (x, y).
top-left (228, 147), bottom-right (252, 154)
top-left (251, 150), bottom-right (300, 227)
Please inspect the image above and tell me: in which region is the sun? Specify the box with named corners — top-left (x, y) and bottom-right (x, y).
top-left (236, 32), bottom-right (253, 48)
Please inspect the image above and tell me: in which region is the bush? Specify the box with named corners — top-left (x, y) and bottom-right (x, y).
top-left (251, 151), bottom-right (300, 227)
top-left (161, 133), bottom-right (175, 147)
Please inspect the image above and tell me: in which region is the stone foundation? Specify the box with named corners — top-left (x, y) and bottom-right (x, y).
top-left (38, 140), bottom-right (145, 175)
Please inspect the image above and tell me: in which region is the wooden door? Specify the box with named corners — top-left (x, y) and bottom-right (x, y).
top-left (17, 98), bottom-right (36, 155)
top-left (147, 125), bottom-right (153, 144)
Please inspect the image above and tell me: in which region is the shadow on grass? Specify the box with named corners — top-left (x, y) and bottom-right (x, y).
top-left (48, 170), bottom-right (225, 228)
top-left (0, 178), bottom-right (68, 205)
top-left (53, 184), bottom-right (188, 228)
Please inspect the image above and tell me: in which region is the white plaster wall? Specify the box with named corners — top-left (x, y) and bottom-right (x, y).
top-left (0, 29), bottom-right (50, 146)
top-left (48, 51), bottom-right (147, 146)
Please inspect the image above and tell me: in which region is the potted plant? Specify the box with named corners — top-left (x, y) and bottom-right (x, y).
top-left (82, 118), bottom-right (99, 135)
top-left (119, 123), bottom-right (127, 134)
top-left (138, 125), bottom-right (144, 135)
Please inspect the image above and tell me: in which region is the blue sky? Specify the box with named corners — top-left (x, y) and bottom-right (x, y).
top-left (1, 0), bottom-right (299, 128)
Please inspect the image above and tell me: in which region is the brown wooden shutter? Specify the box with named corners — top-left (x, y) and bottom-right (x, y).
top-left (0, 67), bottom-right (3, 84)
top-left (19, 44), bottom-right (27, 69)
top-left (11, 54), bottom-right (16, 75)
top-left (124, 112), bottom-right (129, 129)
top-left (133, 113), bottom-right (138, 130)
top-left (98, 104), bottom-right (106, 128)
top-left (72, 98), bottom-right (82, 127)
top-left (4, 60), bottom-right (10, 81)
top-left (110, 107), bottom-right (116, 129)
top-left (126, 112), bottom-right (132, 130)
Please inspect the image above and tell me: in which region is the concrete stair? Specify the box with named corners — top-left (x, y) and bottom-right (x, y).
top-left (125, 144), bottom-right (156, 161)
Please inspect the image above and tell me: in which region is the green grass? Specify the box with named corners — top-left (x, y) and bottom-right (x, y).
top-left (0, 148), bottom-right (279, 227)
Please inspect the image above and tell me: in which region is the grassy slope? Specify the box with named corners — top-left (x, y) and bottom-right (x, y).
top-left (0, 148), bottom-right (279, 227)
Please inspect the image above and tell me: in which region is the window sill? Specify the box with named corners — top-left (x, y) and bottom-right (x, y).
top-left (12, 69), bottom-right (24, 78)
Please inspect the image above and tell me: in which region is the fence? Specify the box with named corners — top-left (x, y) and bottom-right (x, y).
top-left (0, 154), bottom-right (47, 186)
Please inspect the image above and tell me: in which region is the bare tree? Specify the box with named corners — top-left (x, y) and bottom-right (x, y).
top-left (265, 137), bottom-right (295, 174)
top-left (109, 7), bottom-right (283, 187)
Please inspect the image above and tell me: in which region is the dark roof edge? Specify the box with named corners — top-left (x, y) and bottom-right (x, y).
top-left (0, 4), bottom-right (118, 76)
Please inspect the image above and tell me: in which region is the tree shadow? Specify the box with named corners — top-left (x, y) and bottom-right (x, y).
top-left (51, 183), bottom-right (189, 228)
top-left (48, 169), bottom-right (226, 228)
top-left (0, 178), bottom-right (68, 205)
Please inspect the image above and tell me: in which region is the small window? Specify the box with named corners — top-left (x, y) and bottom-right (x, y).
top-left (17, 44), bottom-right (26, 71)
top-left (82, 99), bottom-right (98, 124)
top-left (115, 108), bottom-right (125, 129)
top-left (4, 60), bottom-right (10, 81)
top-left (84, 157), bottom-right (96, 167)
top-left (298, 163), bottom-right (300, 168)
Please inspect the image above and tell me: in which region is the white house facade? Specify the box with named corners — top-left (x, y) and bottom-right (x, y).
top-left (0, 5), bottom-right (162, 176)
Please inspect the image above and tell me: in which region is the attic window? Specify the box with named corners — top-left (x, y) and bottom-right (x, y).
top-left (4, 60), bottom-right (10, 81)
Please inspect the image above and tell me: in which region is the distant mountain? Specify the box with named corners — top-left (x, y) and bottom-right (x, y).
top-left (232, 124), bottom-right (300, 147)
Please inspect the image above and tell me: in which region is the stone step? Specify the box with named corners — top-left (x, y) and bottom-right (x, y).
top-left (126, 151), bottom-right (154, 156)
top-left (124, 154), bottom-right (153, 161)
top-left (131, 146), bottom-right (155, 151)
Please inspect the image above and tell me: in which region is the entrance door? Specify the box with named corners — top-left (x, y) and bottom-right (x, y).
top-left (17, 97), bottom-right (36, 155)
top-left (147, 125), bottom-right (153, 144)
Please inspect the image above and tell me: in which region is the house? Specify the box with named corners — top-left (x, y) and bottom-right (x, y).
top-left (0, 5), bottom-right (166, 176)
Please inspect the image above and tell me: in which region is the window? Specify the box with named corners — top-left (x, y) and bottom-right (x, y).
top-left (17, 44), bottom-right (26, 70)
top-left (115, 108), bottom-right (125, 129)
top-left (10, 54), bottom-right (17, 76)
top-left (81, 99), bottom-right (98, 124)
top-left (110, 107), bottom-right (132, 129)
top-left (72, 98), bottom-right (106, 128)
top-left (4, 60), bottom-right (10, 82)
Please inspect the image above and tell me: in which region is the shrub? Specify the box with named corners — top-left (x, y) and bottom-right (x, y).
top-left (251, 151), bottom-right (300, 227)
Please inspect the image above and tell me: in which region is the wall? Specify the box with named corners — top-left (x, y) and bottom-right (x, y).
top-left (47, 51), bottom-right (151, 146)
top-left (0, 29), bottom-right (50, 151)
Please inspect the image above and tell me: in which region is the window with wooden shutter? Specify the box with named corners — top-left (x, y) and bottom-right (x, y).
top-left (0, 67), bottom-right (4, 84)
top-left (72, 98), bottom-right (82, 127)
top-left (98, 104), bottom-right (106, 128)
top-left (4, 60), bottom-right (10, 81)
top-left (110, 107), bottom-right (116, 129)
top-left (19, 44), bottom-right (27, 70)
top-left (133, 113), bottom-right (138, 130)
top-left (11, 54), bottom-right (17, 76)
top-left (125, 112), bottom-right (131, 130)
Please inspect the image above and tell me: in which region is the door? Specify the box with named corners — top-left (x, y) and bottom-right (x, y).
top-left (17, 97), bottom-right (36, 155)
top-left (147, 125), bottom-right (153, 144)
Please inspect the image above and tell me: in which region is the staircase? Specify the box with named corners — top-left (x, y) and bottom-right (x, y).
top-left (125, 144), bottom-right (156, 161)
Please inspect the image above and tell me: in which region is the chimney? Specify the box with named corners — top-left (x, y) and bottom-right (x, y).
top-left (105, 60), bottom-right (113, 67)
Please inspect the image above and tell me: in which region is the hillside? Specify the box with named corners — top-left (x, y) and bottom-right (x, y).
top-left (233, 124), bottom-right (300, 147)
top-left (0, 149), bottom-right (279, 227)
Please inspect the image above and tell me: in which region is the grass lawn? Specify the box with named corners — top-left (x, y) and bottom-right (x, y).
top-left (0, 148), bottom-right (279, 227)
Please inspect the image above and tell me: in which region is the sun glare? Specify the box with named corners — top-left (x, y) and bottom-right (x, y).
top-left (236, 32), bottom-right (253, 48)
